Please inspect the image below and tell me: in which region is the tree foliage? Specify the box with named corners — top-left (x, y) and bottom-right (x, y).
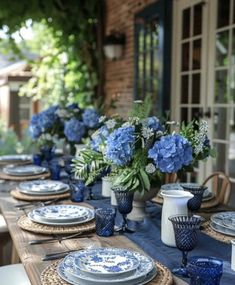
top-left (0, 0), bottom-right (101, 106)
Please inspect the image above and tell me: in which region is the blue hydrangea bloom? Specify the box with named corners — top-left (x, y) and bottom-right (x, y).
top-left (90, 126), bottom-right (110, 151)
top-left (64, 118), bottom-right (85, 142)
top-left (105, 126), bottom-right (135, 166)
top-left (148, 134), bottom-right (193, 173)
top-left (82, 108), bottom-right (99, 128)
top-left (67, 103), bottom-right (80, 111)
top-left (145, 116), bottom-right (164, 131)
top-left (29, 114), bottom-right (42, 139)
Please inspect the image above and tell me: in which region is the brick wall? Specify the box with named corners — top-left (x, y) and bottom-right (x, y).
top-left (104, 0), bottom-right (157, 117)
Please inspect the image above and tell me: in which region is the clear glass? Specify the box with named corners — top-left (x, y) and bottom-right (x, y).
top-left (193, 4), bottom-right (202, 36)
top-left (193, 39), bottom-right (201, 70)
top-left (215, 30), bottom-right (229, 67)
top-left (215, 70), bottom-right (229, 103)
top-left (217, 0), bottom-right (230, 28)
top-left (182, 8), bottom-right (190, 39)
top-left (181, 75), bottom-right (189, 104)
top-left (192, 74), bottom-right (200, 104)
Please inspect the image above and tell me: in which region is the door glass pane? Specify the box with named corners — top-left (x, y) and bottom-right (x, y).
top-left (213, 143), bottom-right (227, 173)
top-left (230, 66), bottom-right (235, 101)
top-left (229, 108), bottom-right (235, 177)
top-left (182, 42), bottom-right (190, 71)
top-left (213, 108), bottom-right (227, 140)
top-left (217, 0), bottom-right (230, 28)
top-left (181, 108), bottom-right (188, 123)
top-left (193, 4), bottom-right (202, 36)
top-left (234, 0), bottom-right (235, 23)
top-left (182, 8), bottom-right (190, 39)
top-left (192, 107), bottom-right (201, 121)
top-left (181, 75), bottom-right (189, 104)
top-left (146, 24), bottom-right (151, 51)
top-left (233, 29), bottom-right (235, 58)
top-left (138, 26), bottom-right (144, 54)
top-left (215, 30), bottom-right (229, 66)
top-left (215, 70), bottom-right (228, 103)
top-left (193, 39), bottom-right (201, 70)
top-left (192, 73), bottom-right (200, 103)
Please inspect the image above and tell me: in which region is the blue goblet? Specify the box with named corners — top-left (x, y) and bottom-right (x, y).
top-left (187, 256), bottom-right (223, 285)
top-left (169, 215), bottom-right (204, 277)
top-left (113, 187), bottom-right (134, 234)
top-left (181, 184), bottom-right (207, 212)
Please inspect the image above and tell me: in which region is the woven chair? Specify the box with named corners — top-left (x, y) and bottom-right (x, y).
top-left (202, 172), bottom-right (231, 205)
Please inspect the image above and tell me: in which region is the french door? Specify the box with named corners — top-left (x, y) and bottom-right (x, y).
top-left (172, 0), bottom-right (235, 186)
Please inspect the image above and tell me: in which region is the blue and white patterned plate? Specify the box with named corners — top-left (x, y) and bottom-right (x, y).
top-left (159, 183), bottom-right (211, 199)
top-left (58, 249), bottom-right (157, 285)
top-left (18, 180), bottom-right (69, 196)
top-left (75, 248), bottom-right (139, 278)
top-left (211, 212), bottom-right (235, 233)
top-left (3, 165), bottom-right (47, 176)
top-left (28, 207), bottom-right (94, 226)
top-left (210, 221), bottom-right (235, 237)
top-left (0, 154), bottom-right (32, 163)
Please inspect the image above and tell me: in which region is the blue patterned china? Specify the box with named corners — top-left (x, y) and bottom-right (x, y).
top-left (210, 222), bottom-right (235, 237)
top-left (223, 217), bottom-right (235, 231)
top-left (3, 165), bottom-right (47, 176)
top-left (0, 154), bottom-right (32, 163)
top-left (28, 207), bottom-right (94, 226)
top-left (74, 248), bottom-right (140, 278)
top-left (18, 180), bottom-right (69, 195)
top-left (169, 215), bottom-right (204, 277)
top-left (187, 256), bottom-right (223, 285)
top-left (57, 249), bottom-right (157, 285)
top-left (95, 208), bottom-right (116, 237)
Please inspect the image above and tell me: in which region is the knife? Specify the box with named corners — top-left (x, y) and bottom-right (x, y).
top-left (42, 249), bottom-right (79, 261)
top-left (29, 233), bottom-right (93, 245)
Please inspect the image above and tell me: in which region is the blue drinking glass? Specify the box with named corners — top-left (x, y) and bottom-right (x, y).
top-left (182, 185), bottom-right (207, 212)
top-left (95, 208), bottom-right (116, 237)
top-left (33, 153), bottom-right (43, 166)
top-left (113, 187), bottom-right (134, 233)
top-left (49, 161), bottom-right (61, 180)
top-left (169, 215), bottom-right (204, 277)
top-left (187, 256), bottom-right (223, 285)
top-left (69, 179), bottom-right (86, 202)
top-left (40, 146), bottom-right (55, 162)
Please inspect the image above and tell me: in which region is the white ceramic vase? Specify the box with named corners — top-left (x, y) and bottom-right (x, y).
top-left (161, 190), bottom-right (193, 247)
top-left (111, 189), bottom-right (117, 206)
top-left (101, 176), bottom-right (112, 197)
top-left (127, 188), bottom-right (158, 221)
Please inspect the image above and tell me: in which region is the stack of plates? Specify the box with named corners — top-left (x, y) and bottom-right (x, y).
top-left (210, 212), bottom-right (235, 237)
top-left (28, 205), bottom-right (94, 226)
top-left (57, 248), bottom-right (157, 285)
top-left (3, 165), bottom-right (47, 176)
top-left (18, 180), bottom-right (69, 196)
top-left (0, 154), bottom-right (32, 164)
top-left (159, 183), bottom-right (213, 201)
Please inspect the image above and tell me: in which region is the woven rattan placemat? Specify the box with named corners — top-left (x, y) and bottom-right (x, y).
top-left (11, 189), bottom-right (70, 201)
top-left (0, 171), bottom-right (50, 181)
top-left (202, 220), bottom-right (233, 244)
top-left (40, 259), bottom-right (173, 285)
top-left (17, 214), bottom-right (95, 235)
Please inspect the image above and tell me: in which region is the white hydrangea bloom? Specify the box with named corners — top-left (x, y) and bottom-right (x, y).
top-left (194, 120), bottom-right (208, 155)
top-left (145, 163), bottom-right (156, 174)
top-left (122, 122), bottom-right (132, 127)
top-left (56, 109), bottom-right (69, 118)
top-left (105, 119), bottom-right (116, 129)
top-left (142, 127), bottom-right (154, 139)
top-left (99, 116), bottom-right (106, 123)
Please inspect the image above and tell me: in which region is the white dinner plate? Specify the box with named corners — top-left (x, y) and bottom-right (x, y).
top-left (3, 165), bottom-right (47, 176)
top-left (211, 212), bottom-right (235, 231)
top-left (58, 250), bottom-right (157, 285)
top-left (210, 221), bottom-right (235, 237)
top-left (18, 180), bottom-right (69, 196)
top-left (0, 154), bottom-right (32, 163)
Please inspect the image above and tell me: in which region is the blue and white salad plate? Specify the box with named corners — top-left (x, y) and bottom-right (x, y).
top-left (18, 180), bottom-right (69, 196)
top-left (210, 221), bottom-right (235, 237)
top-left (210, 212), bottom-right (235, 235)
top-left (74, 248), bottom-right (140, 278)
top-left (3, 165), bottom-right (47, 176)
top-left (28, 205), bottom-right (94, 226)
top-left (57, 249), bottom-right (157, 285)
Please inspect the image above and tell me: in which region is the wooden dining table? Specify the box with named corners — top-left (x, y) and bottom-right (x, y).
top-left (0, 180), bottom-right (189, 285)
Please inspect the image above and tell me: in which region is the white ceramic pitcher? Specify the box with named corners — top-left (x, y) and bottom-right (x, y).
top-left (161, 190), bottom-right (193, 247)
